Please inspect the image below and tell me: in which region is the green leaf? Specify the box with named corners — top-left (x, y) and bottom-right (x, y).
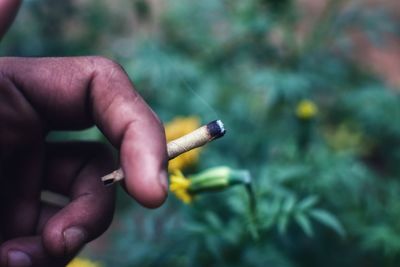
top-left (184, 222), bottom-right (208, 234)
top-left (298, 196), bottom-right (319, 211)
top-left (278, 214), bottom-right (289, 235)
top-left (309, 209), bottom-right (346, 238)
top-left (205, 212), bottom-right (223, 230)
top-left (283, 196), bottom-right (296, 213)
top-left (270, 198), bottom-right (281, 216)
top-left (295, 212), bottom-right (314, 237)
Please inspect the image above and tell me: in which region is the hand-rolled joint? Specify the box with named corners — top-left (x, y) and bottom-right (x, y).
top-left (101, 120), bottom-right (226, 186)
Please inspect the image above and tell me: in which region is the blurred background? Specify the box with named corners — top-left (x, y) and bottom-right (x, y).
top-left (2, 0), bottom-right (400, 266)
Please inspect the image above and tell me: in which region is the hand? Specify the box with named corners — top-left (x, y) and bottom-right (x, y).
top-left (0, 3), bottom-right (167, 266)
top-left (0, 56), bottom-right (169, 266)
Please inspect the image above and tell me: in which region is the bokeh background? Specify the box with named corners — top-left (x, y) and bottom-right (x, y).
top-left (2, 0), bottom-right (400, 266)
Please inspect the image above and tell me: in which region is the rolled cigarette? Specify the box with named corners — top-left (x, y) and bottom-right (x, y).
top-left (101, 120), bottom-right (226, 186)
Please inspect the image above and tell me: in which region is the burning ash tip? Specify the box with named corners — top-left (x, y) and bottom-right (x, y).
top-left (216, 120), bottom-right (225, 133)
top-left (207, 120), bottom-right (226, 139)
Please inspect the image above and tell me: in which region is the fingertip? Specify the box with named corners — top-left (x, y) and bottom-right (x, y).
top-left (42, 222), bottom-right (69, 257)
top-left (42, 143), bottom-right (116, 258)
top-left (0, 245), bottom-right (32, 267)
top-left (149, 169), bottom-right (169, 208)
top-left (63, 227), bottom-right (87, 255)
top-left (43, 224), bottom-right (88, 258)
top-left (122, 167), bottom-right (168, 209)
top-left (120, 121), bottom-right (169, 208)
top-left (7, 250), bottom-right (32, 267)
top-left (158, 169), bottom-right (169, 196)
top-left (0, 236), bottom-right (69, 267)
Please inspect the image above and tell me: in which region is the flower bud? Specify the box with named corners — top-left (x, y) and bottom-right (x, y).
top-left (170, 166), bottom-right (251, 204)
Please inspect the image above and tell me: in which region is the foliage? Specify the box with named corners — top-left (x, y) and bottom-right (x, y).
top-left (2, 0), bottom-right (400, 266)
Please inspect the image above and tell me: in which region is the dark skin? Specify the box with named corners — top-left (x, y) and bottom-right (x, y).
top-left (0, 1), bottom-right (168, 266)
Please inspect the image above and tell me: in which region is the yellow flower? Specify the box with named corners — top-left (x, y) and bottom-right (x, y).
top-left (170, 169), bottom-right (193, 204)
top-left (165, 116), bottom-right (202, 171)
top-left (296, 100), bottom-right (318, 119)
top-left (67, 258), bottom-right (102, 267)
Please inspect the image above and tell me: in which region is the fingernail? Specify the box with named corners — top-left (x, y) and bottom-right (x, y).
top-left (7, 250), bottom-right (31, 267)
top-left (63, 227), bottom-right (87, 254)
top-left (159, 170), bottom-right (169, 194)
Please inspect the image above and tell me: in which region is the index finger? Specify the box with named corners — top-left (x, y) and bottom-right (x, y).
top-left (0, 56), bottom-right (168, 208)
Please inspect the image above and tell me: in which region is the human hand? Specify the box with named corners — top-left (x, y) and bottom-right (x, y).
top-left (0, 56), bottom-right (169, 266)
top-left (0, 3), bottom-right (167, 266)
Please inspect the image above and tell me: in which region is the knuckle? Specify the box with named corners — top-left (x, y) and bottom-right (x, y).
top-left (88, 56), bottom-right (124, 75)
top-left (0, 75), bottom-right (43, 148)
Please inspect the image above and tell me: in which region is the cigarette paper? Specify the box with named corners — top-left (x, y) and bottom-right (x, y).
top-left (101, 120), bottom-right (226, 186)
